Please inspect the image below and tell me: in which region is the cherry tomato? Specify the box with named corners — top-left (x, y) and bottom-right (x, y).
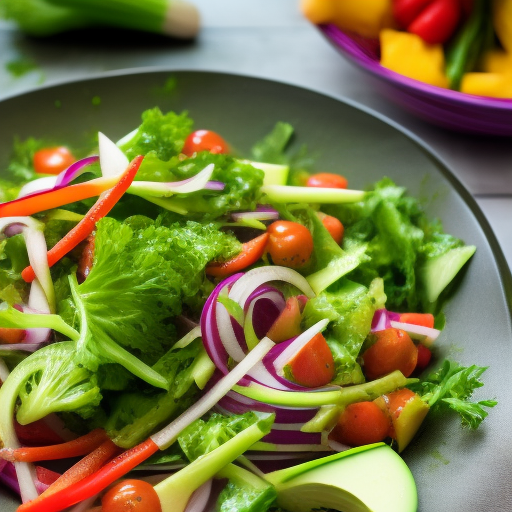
top-left (414, 344), bottom-right (432, 373)
top-left (317, 212), bottom-right (344, 245)
top-left (306, 173), bottom-right (348, 189)
top-left (393, 0), bottom-right (433, 28)
top-left (286, 333), bottom-right (335, 388)
top-left (362, 328), bottom-right (418, 380)
top-left (182, 129), bottom-right (229, 156)
top-left (330, 401), bottom-right (391, 447)
top-left (102, 479), bottom-right (161, 512)
top-left (33, 146), bottom-right (76, 175)
top-left (266, 221), bottom-right (314, 269)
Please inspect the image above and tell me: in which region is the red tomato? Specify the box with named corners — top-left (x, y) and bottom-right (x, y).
top-left (317, 212), bottom-right (344, 245)
top-left (330, 401), bottom-right (391, 447)
top-left (306, 173), bottom-right (348, 189)
top-left (415, 344), bottom-right (432, 373)
top-left (399, 312), bottom-right (434, 329)
top-left (362, 328), bottom-right (418, 380)
top-left (286, 333), bottom-right (335, 387)
top-left (33, 146), bottom-right (76, 175)
top-left (407, 0), bottom-right (462, 44)
top-left (182, 129), bottom-right (229, 156)
top-left (102, 479), bottom-right (162, 512)
top-left (266, 221), bottom-right (314, 269)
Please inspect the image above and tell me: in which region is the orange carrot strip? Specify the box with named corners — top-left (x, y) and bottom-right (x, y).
top-left (206, 232), bottom-right (269, 277)
top-left (399, 312), bottom-right (435, 329)
top-left (2, 428), bottom-right (108, 463)
top-left (39, 439), bottom-right (121, 498)
top-left (0, 176), bottom-right (118, 218)
top-left (21, 156), bottom-right (143, 283)
top-left (18, 438), bottom-right (159, 512)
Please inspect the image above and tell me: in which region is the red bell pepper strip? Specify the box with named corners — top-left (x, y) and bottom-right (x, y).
top-left (38, 439), bottom-right (121, 498)
top-left (17, 438), bottom-right (158, 512)
top-left (399, 312), bottom-right (435, 329)
top-left (1, 428), bottom-right (108, 463)
top-left (21, 156), bottom-right (143, 283)
top-left (205, 232), bottom-right (269, 277)
top-left (0, 175), bottom-right (119, 219)
top-left (393, 0), bottom-right (462, 44)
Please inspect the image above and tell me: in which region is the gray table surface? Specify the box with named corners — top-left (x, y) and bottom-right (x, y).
top-left (1, 0), bottom-right (511, 266)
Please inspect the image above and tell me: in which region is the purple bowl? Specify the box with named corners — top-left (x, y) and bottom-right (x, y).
top-left (319, 23), bottom-right (512, 137)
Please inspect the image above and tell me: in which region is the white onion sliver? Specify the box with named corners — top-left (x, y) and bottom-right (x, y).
top-left (246, 362), bottom-right (291, 391)
top-left (253, 442), bottom-right (332, 452)
top-left (390, 321), bottom-right (440, 347)
top-left (216, 301), bottom-right (246, 363)
top-left (99, 132), bottom-right (129, 177)
top-left (14, 461), bottom-right (39, 503)
top-left (17, 176), bottom-right (59, 198)
top-left (150, 337), bottom-right (275, 449)
top-left (229, 267), bottom-right (315, 308)
top-left (326, 438), bottom-right (351, 453)
top-left (273, 319), bottom-right (329, 373)
top-left (271, 422), bottom-right (306, 431)
top-left (184, 479), bottom-right (212, 512)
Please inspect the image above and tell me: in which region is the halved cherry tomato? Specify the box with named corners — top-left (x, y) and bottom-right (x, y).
top-left (285, 332), bottom-right (335, 387)
top-left (102, 479), bottom-right (162, 512)
top-left (33, 146), bottom-right (76, 175)
top-left (415, 344), bottom-right (432, 373)
top-left (330, 401), bottom-right (391, 447)
top-left (317, 212), bottom-right (344, 245)
top-left (306, 172), bottom-right (348, 189)
top-left (267, 296), bottom-right (302, 342)
top-left (362, 328), bottom-right (418, 380)
top-left (399, 312), bottom-right (434, 329)
top-left (182, 129), bottom-right (229, 156)
top-left (266, 220), bottom-right (313, 269)
top-left (0, 327), bottom-right (25, 345)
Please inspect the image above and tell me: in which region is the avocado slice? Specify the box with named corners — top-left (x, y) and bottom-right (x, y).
top-left (265, 443), bottom-right (417, 512)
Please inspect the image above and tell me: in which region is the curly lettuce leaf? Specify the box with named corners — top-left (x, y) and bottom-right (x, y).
top-left (0, 234), bottom-right (30, 305)
top-left (408, 360), bottom-right (497, 429)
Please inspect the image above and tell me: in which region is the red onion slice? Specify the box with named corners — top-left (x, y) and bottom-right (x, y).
top-left (17, 156), bottom-right (99, 198)
top-left (231, 210), bottom-right (279, 222)
top-left (184, 479), bottom-right (212, 512)
top-left (99, 132), bottom-right (129, 177)
top-left (262, 429), bottom-right (322, 446)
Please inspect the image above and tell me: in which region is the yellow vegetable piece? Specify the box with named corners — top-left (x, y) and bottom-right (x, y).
top-left (380, 29), bottom-right (449, 88)
top-left (493, 0), bottom-right (512, 53)
top-left (300, 0), bottom-right (394, 39)
top-left (460, 72), bottom-right (512, 98)
top-left (481, 49), bottom-right (512, 74)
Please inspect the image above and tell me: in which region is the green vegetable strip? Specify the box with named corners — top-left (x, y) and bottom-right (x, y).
top-left (47, 0), bottom-right (168, 33)
top-left (445, 0), bottom-right (488, 90)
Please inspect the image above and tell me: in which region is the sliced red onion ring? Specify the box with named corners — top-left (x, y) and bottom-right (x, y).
top-left (390, 320), bottom-right (440, 347)
top-left (0, 343), bottom-right (44, 353)
top-left (216, 300), bottom-right (246, 363)
top-left (371, 308), bottom-right (401, 332)
top-left (129, 164), bottom-right (217, 197)
top-left (17, 156), bottom-right (99, 199)
top-left (229, 266), bottom-right (315, 309)
top-left (231, 210), bottom-right (279, 222)
top-left (0, 358), bottom-right (9, 383)
top-left (262, 429), bottom-right (322, 445)
top-left (204, 181), bottom-right (225, 191)
top-left (252, 442), bottom-right (332, 452)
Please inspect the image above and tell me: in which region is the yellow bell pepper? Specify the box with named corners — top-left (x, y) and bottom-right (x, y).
top-left (493, 0), bottom-right (512, 53)
top-left (460, 72), bottom-right (512, 98)
top-left (300, 0), bottom-right (395, 39)
top-left (481, 49), bottom-right (512, 74)
top-left (380, 29), bottom-right (449, 88)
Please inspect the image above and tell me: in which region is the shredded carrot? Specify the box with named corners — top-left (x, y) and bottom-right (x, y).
top-left (0, 176), bottom-right (119, 218)
top-left (21, 156), bottom-right (143, 283)
top-left (1, 428), bottom-right (108, 463)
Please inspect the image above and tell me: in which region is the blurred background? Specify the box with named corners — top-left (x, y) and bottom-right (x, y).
top-left (0, 0), bottom-right (511, 265)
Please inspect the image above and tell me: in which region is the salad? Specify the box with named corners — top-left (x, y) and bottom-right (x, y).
top-left (0, 107), bottom-right (497, 512)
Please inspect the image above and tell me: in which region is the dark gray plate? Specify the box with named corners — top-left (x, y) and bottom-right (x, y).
top-left (1, 70), bottom-right (511, 512)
